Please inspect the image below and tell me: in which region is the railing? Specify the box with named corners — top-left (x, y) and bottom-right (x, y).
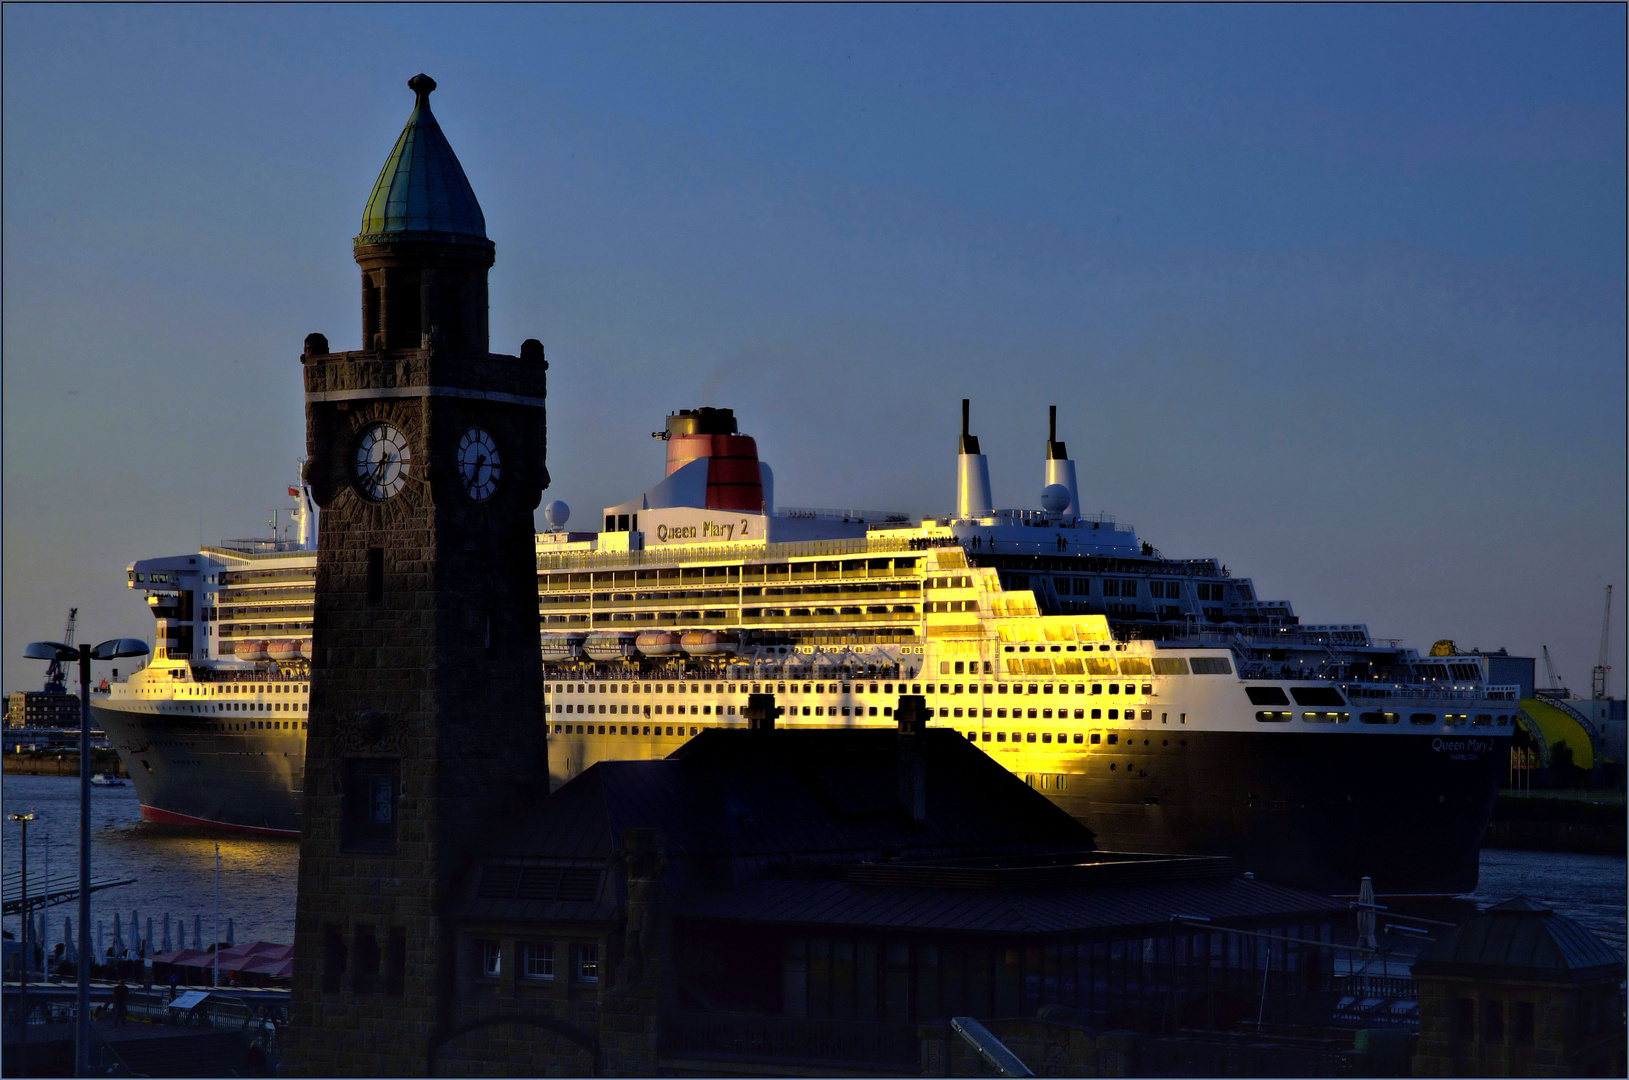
top-left (1333, 974), bottom-right (1416, 1001)
top-left (1337, 685), bottom-right (1502, 702)
top-left (663, 1012), bottom-right (918, 1069)
top-left (777, 506), bottom-right (911, 523)
top-left (538, 536), bottom-right (926, 572)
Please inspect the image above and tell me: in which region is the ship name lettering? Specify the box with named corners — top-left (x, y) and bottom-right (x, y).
top-left (655, 520), bottom-right (738, 543)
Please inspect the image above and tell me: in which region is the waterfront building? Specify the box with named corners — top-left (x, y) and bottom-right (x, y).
top-left (1412, 898), bottom-right (1626, 1077)
top-left (282, 73), bottom-right (551, 1076)
top-left (6, 690), bottom-right (81, 728)
top-left (438, 701), bottom-right (1350, 1075)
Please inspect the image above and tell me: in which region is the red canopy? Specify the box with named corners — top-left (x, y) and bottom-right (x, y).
top-left (151, 941), bottom-right (292, 983)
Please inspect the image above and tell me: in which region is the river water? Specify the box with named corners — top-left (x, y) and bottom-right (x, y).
top-left (4, 774), bottom-right (1624, 956)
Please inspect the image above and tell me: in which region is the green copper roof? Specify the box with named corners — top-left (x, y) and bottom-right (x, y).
top-left (356, 74), bottom-right (488, 246)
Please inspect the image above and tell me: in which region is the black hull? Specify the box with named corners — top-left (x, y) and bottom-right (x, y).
top-left (90, 701), bottom-right (303, 835)
top-left (1034, 729), bottom-right (1507, 895)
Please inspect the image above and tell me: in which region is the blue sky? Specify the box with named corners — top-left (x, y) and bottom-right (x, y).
top-left (3, 4), bottom-right (1623, 691)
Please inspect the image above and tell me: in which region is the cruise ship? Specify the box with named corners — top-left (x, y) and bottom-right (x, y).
top-left (93, 403), bottom-right (1515, 894)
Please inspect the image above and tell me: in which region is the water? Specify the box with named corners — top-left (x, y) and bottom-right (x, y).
top-left (2, 774), bottom-right (298, 953)
top-left (4, 773), bottom-right (1624, 958)
top-left (1468, 846), bottom-right (1627, 954)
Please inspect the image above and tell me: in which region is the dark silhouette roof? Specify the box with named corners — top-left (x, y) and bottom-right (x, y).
top-left (356, 74), bottom-right (487, 246)
top-left (1413, 897), bottom-right (1625, 979)
top-left (681, 873), bottom-right (1341, 936)
top-left (496, 729), bottom-right (1094, 865)
top-left (459, 728), bottom-right (1099, 924)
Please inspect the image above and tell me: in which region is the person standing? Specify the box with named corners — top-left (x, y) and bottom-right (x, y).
top-left (111, 980), bottom-right (128, 1028)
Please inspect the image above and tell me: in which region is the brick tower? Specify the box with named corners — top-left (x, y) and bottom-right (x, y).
top-left (284, 74), bottom-right (549, 1075)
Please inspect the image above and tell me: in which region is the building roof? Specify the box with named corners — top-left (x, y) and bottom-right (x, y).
top-left (1412, 897), bottom-right (1625, 980)
top-left (458, 727), bottom-right (1100, 925)
top-left (490, 728), bottom-right (1094, 865)
top-left (679, 872), bottom-right (1341, 938)
top-left (356, 74), bottom-right (487, 247)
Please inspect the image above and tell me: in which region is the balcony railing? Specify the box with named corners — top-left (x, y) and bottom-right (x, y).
top-left (538, 536), bottom-right (926, 572)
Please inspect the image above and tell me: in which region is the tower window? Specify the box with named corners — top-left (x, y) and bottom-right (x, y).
top-left (362, 274), bottom-right (381, 348)
top-left (351, 925), bottom-right (380, 993)
top-left (478, 940), bottom-right (502, 979)
top-left (342, 758), bottom-right (399, 852)
top-left (576, 943), bottom-right (599, 982)
top-left (385, 268), bottom-right (421, 346)
top-left (437, 284), bottom-right (463, 336)
top-left (322, 924), bottom-right (347, 993)
top-left (384, 927), bottom-right (406, 996)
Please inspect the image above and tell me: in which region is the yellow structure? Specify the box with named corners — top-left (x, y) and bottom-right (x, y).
top-left (1516, 699), bottom-right (1598, 770)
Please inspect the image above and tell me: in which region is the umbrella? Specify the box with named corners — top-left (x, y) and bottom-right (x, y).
top-left (63, 917), bottom-right (75, 964)
top-left (227, 918), bottom-right (234, 946)
top-left (163, 913), bottom-right (172, 953)
top-left (1357, 876), bottom-right (1377, 950)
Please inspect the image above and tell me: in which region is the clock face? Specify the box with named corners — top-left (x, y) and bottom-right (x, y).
top-left (354, 423), bottom-right (412, 500)
top-left (457, 427), bottom-right (502, 501)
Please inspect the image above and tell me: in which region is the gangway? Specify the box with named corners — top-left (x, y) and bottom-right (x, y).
top-left (2, 871), bottom-right (135, 915)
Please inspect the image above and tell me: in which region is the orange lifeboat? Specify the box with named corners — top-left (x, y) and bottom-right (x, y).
top-left (234, 640), bottom-right (270, 662)
top-left (680, 631), bottom-right (738, 657)
top-left (267, 640), bottom-right (302, 662)
top-left (635, 631), bottom-right (682, 657)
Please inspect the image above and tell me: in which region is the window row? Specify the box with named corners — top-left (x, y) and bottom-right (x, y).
top-left (548, 679), bottom-right (1152, 698)
top-left (1255, 710), bottom-right (1509, 726)
top-left (477, 939), bottom-right (596, 983)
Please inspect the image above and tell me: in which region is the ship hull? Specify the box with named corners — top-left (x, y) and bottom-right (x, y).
top-left (1034, 728), bottom-right (1506, 896)
top-left (90, 700), bottom-right (303, 836)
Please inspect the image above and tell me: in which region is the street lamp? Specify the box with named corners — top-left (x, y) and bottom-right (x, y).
top-left (9, 811), bottom-right (35, 1075)
top-left (23, 636), bottom-right (147, 1076)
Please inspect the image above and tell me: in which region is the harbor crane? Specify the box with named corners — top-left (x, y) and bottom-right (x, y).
top-left (41, 608), bottom-right (78, 694)
top-left (1591, 585), bottom-right (1613, 700)
top-left (1540, 645), bottom-right (1567, 697)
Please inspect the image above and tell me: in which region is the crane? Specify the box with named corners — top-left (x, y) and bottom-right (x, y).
top-left (1540, 645), bottom-right (1567, 698)
top-left (1592, 585), bottom-right (1613, 700)
top-left (41, 607), bottom-right (78, 694)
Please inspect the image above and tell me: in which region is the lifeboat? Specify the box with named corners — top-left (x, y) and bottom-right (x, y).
top-left (234, 640), bottom-right (270, 662)
top-left (298, 639), bottom-right (314, 660)
top-left (583, 632), bottom-right (637, 662)
top-left (681, 631), bottom-right (739, 657)
top-left (540, 632), bottom-right (586, 663)
top-left (267, 640), bottom-right (302, 662)
top-left (634, 630), bottom-right (682, 657)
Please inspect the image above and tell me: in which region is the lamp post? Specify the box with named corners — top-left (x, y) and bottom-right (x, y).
top-left (9, 811), bottom-right (35, 1074)
top-left (24, 636), bottom-right (147, 1077)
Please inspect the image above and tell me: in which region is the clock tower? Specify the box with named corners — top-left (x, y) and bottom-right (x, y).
top-left (284, 74), bottom-right (549, 1075)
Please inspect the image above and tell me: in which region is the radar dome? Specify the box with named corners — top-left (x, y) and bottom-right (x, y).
top-left (543, 500), bottom-right (570, 530)
top-left (1040, 484), bottom-right (1071, 514)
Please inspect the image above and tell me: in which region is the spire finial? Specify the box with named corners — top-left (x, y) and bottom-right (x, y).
top-left (408, 73), bottom-right (437, 108)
